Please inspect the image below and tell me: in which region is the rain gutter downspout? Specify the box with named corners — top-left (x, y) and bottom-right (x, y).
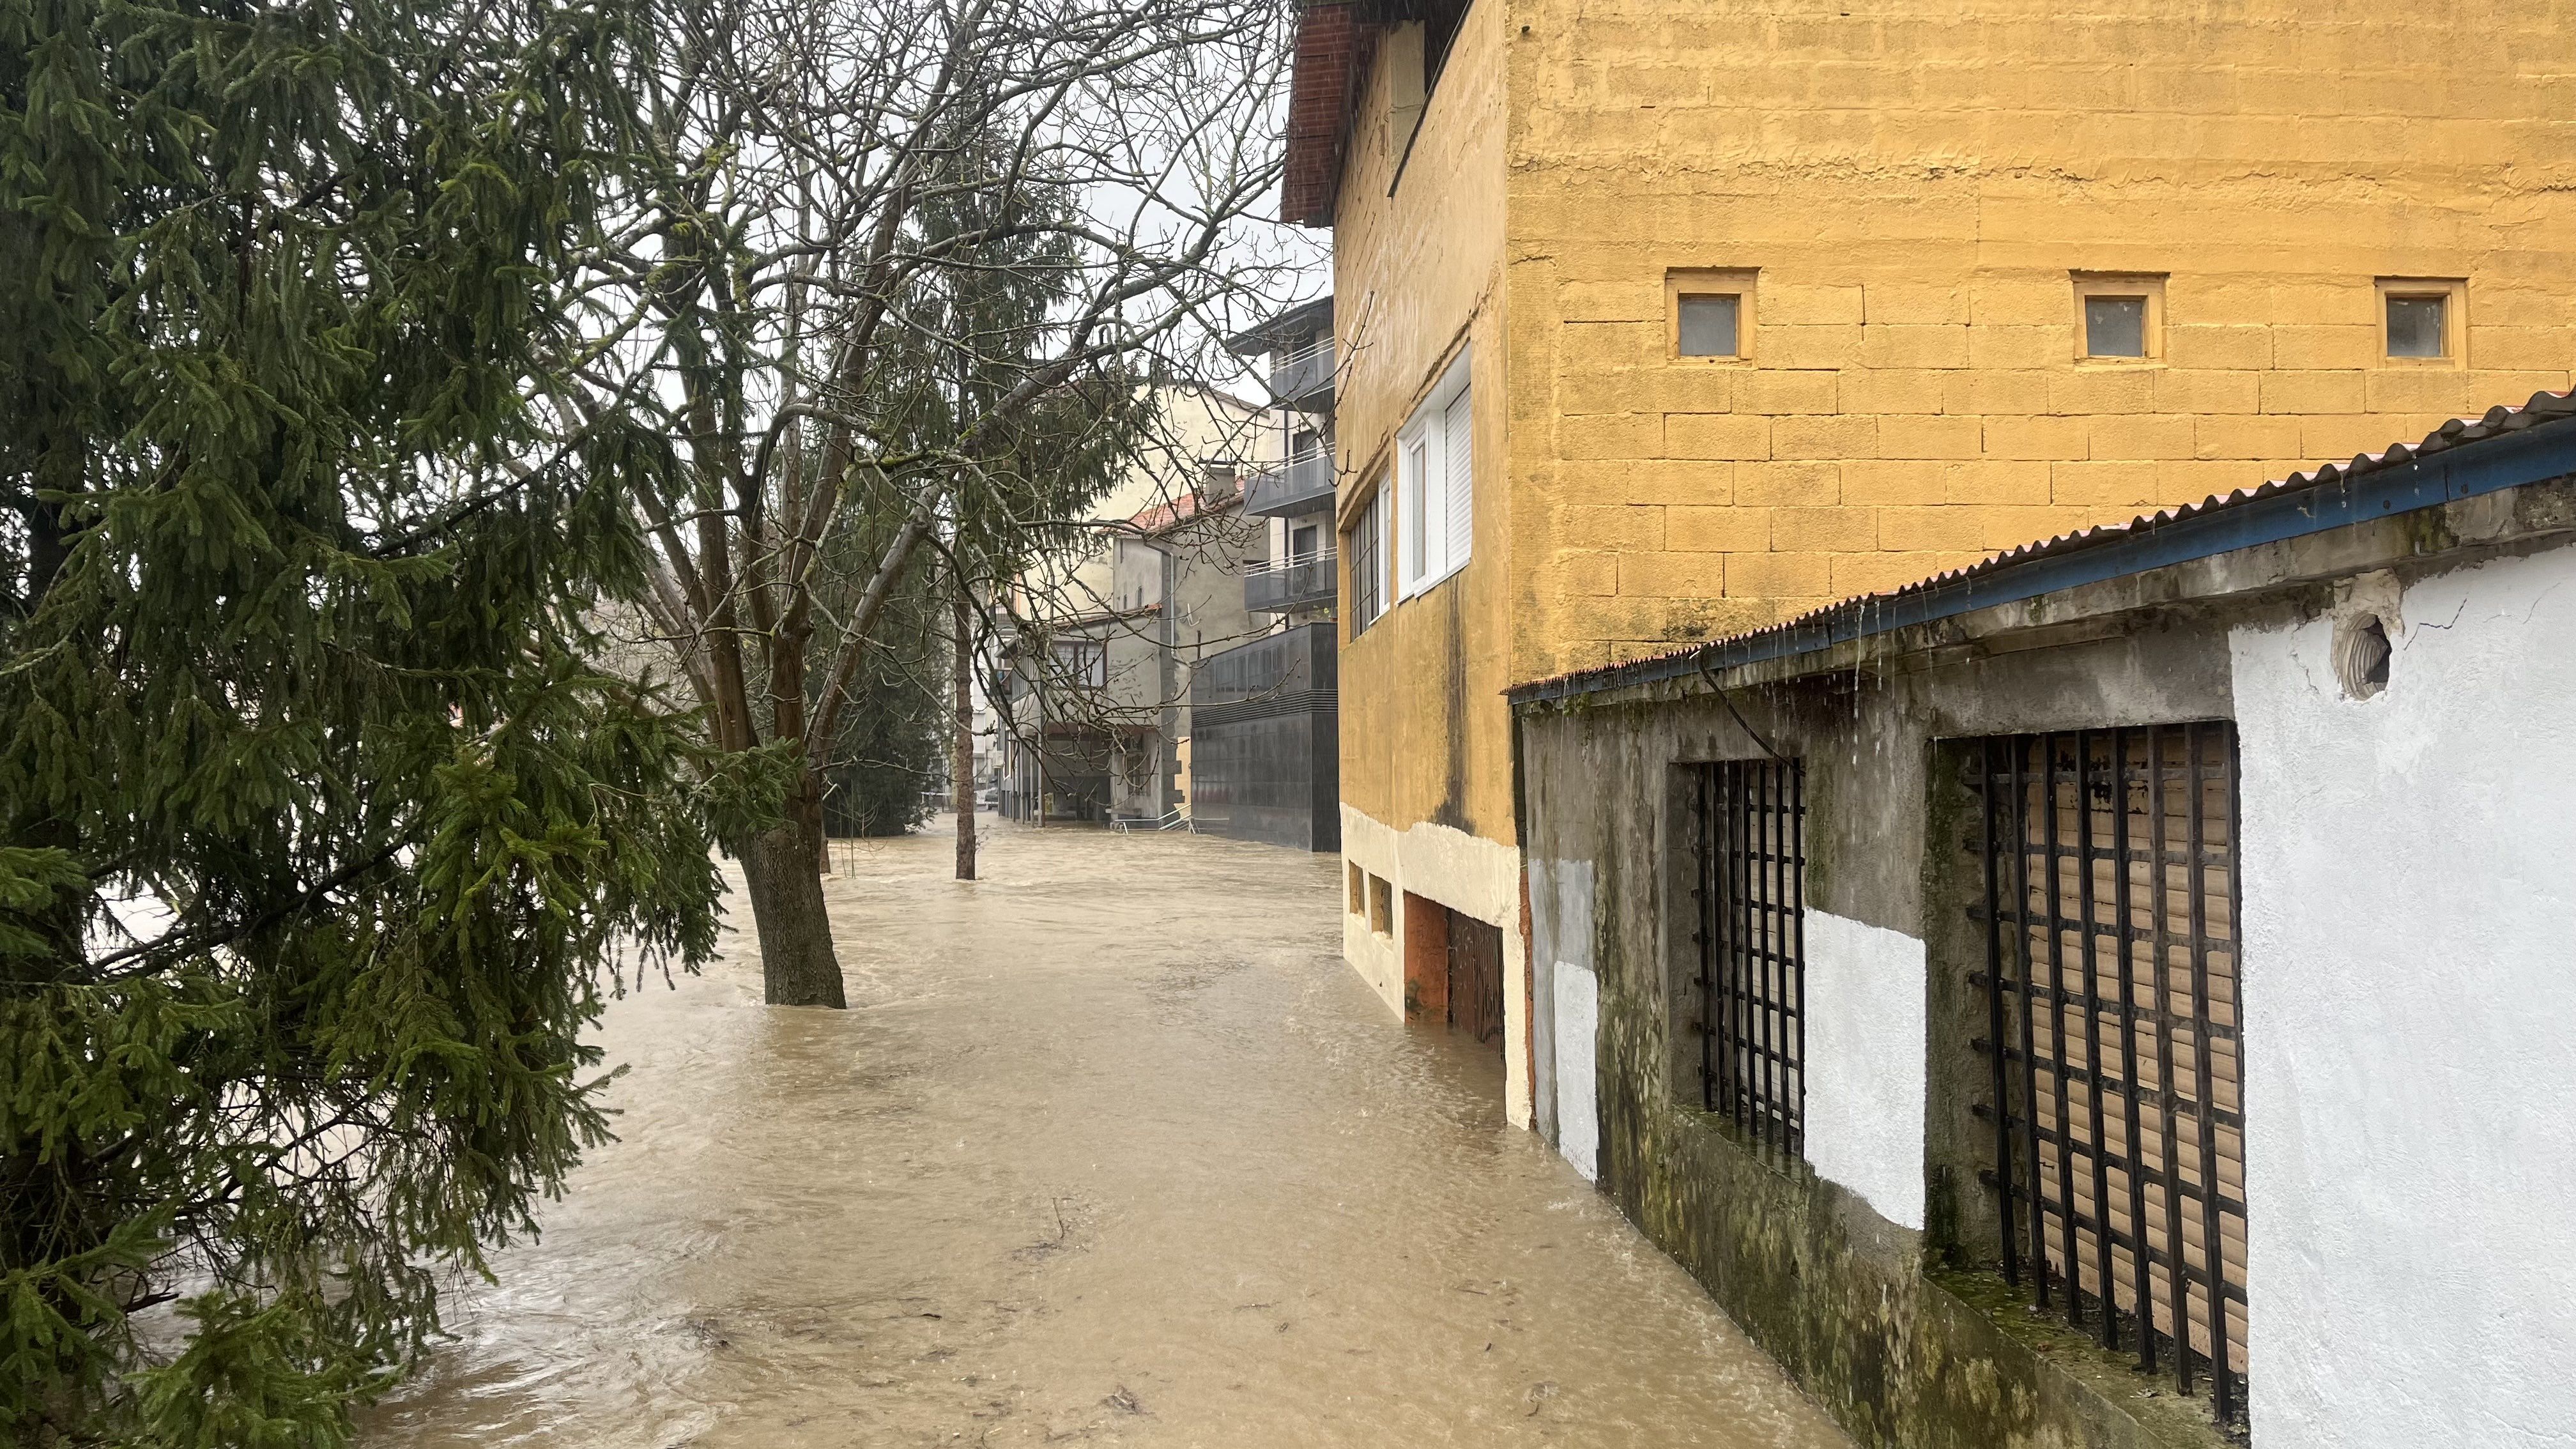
top-left (1509, 413), bottom-right (2576, 708)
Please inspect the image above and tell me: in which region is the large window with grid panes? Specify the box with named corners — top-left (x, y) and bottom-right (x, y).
top-left (1346, 484), bottom-right (1386, 636)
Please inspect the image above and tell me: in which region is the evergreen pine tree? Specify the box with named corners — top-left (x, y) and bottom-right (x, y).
top-left (915, 109), bottom-right (1154, 865)
top-left (0, 0), bottom-right (754, 1440)
top-left (818, 526), bottom-right (948, 840)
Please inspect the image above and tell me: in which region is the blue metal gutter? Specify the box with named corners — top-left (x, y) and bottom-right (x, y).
top-left (1509, 410), bottom-right (2576, 707)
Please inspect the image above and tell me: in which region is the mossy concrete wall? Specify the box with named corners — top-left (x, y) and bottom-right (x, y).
top-left (1517, 627), bottom-right (2237, 1449)
top-left (1510, 467), bottom-right (2576, 1449)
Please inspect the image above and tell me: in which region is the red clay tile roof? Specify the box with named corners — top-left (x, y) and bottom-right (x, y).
top-left (1129, 478), bottom-right (1243, 536)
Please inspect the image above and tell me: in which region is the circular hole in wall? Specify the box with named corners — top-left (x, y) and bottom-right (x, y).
top-left (2334, 615), bottom-right (2392, 700)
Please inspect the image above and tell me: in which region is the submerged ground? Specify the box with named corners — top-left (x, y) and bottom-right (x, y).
top-left (362, 818), bottom-right (1849, 1447)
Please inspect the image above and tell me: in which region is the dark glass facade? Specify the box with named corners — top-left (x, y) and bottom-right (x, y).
top-left (1188, 622), bottom-right (1340, 852)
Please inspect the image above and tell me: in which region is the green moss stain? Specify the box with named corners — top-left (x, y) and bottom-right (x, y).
top-left (1925, 1164), bottom-right (1965, 1268)
top-left (1532, 707), bottom-right (2235, 1449)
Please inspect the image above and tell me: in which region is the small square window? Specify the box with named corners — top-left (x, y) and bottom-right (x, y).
top-left (2070, 273), bottom-right (2165, 362)
top-left (2386, 295), bottom-right (2448, 358)
top-left (1678, 294), bottom-right (1741, 357)
top-left (2084, 296), bottom-right (2147, 358)
top-left (1667, 268), bottom-right (1757, 361)
top-left (2377, 278), bottom-right (2465, 365)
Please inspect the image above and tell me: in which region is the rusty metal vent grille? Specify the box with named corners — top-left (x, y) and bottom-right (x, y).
top-left (1971, 724), bottom-right (2250, 1430)
top-left (1689, 759), bottom-right (1805, 1155)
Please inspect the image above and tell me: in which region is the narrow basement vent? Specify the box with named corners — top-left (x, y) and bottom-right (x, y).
top-left (2335, 615), bottom-right (2393, 700)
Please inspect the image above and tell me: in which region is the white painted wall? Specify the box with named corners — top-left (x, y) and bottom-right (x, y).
top-left (1339, 808), bottom-right (1406, 1016)
top-left (1529, 857), bottom-right (1597, 1159)
top-left (1554, 961), bottom-right (1600, 1181)
top-left (2230, 547), bottom-right (2576, 1449)
top-left (1339, 895), bottom-right (1402, 1018)
top-left (1801, 910), bottom-right (1928, 1230)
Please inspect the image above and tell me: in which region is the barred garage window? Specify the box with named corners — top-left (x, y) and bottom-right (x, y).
top-left (1687, 758), bottom-right (1806, 1156)
top-left (1972, 724), bottom-right (2249, 1430)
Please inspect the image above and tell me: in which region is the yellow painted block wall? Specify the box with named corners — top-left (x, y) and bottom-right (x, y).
top-left (1503, 0), bottom-right (2576, 680)
top-left (1331, 0), bottom-right (1517, 842)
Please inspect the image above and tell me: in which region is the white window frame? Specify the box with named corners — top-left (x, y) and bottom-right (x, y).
top-left (1395, 350), bottom-right (1473, 600)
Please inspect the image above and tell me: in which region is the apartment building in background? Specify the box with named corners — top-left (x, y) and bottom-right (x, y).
top-left (996, 385), bottom-right (1266, 824)
top-left (1183, 300), bottom-right (1347, 850)
top-left (992, 360), bottom-right (1347, 852)
top-left (1290, 0), bottom-right (2576, 1123)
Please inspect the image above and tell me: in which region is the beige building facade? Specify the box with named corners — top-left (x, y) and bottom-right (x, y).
top-left (995, 385), bottom-right (1268, 823)
top-left (1294, 0), bottom-right (2576, 1123)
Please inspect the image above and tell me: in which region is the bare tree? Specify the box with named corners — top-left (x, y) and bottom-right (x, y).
top-left (584, 0), bottom-right (1301, 1004)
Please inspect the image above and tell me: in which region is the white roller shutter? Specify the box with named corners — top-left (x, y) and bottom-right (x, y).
top-left (1442, 385), bottom-right (1473, 571)
top-left (1399, 433), bottom-right (1429, 594)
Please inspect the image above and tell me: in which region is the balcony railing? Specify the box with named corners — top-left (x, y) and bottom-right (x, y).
top-left (1244, 549), bottom-right (1337, 614)
top-left (1243, 451), bottom-right (1336, 518)
top-left (1269, 337), bottom-right (1335, 410)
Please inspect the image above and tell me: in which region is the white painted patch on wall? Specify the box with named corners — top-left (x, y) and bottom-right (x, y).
top-left (1552, 961), bottom-right (1599, 1181)
top-left (1529, 859), bottom-right (1595, 1153)
top-left (1800, 910), bottom-right (1926, 1230)
top-left (2230, 545), bottom-right (2576, 1449)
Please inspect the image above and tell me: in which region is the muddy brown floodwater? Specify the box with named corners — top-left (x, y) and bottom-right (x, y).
top-left (362, 820), bottom-right (1851, 1449)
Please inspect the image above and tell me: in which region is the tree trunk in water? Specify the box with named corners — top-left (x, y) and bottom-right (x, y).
top-left (738, 768), bottom-right (845, 1008)
top-left (953, 579), bottom-right (977, 881)
top-left (806, 768), bottom-right (832, 878)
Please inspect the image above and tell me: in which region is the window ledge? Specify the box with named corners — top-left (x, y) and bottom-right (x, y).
top-left (1923, 1265), bottom-right (2239, 1448)
top-left (1399, 556), bottom-right (1471, 604)
top-left (1672, 1102), bottom-right (1811, 1187)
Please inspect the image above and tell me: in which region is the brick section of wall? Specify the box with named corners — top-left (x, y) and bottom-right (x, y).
top-left (1504, 0), bottom-right (2576, 680)
top-left (1402, 890), bottom-right (1450, 1022)
top-left (1281, 3), bottom-right (1374, 225)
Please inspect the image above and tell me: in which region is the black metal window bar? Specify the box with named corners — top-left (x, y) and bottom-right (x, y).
top-left (1689, 759), bottom-right (1806, 1154)
top-left (1971, 724), bottom-right (2249, 1430)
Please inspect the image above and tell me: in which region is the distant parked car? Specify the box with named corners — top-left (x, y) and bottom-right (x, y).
top-left (976, 789), bottom-right (998, 811)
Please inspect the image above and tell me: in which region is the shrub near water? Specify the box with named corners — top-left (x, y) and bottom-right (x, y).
top-left (0, 0), bottom-right (755, 1441)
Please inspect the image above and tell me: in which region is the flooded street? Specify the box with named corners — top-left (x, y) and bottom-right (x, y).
top-left (362, 820), bottom-right (1850, 1448)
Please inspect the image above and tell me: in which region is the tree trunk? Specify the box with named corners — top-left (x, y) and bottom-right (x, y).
top-left (738, 820), bottom-right (845, 1007)
top-left (735, 765), bottom-right (843, 1008)
top-left (953, 579), bottom-right (977, 880)
top-left (802, 768), bottom-right (831, 878)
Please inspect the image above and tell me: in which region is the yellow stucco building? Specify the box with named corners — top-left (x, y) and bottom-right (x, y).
top-left (1295, 0), bottom-right (2576, 1123)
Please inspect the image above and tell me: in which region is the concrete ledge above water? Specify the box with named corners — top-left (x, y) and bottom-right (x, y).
top-left (1603, 1091), bottom-right (2232, 1449)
